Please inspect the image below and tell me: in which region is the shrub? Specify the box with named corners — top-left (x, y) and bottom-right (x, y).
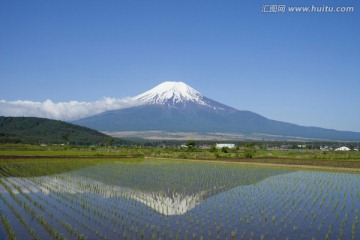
top-left (221, 147), bottom-right (229, 153)
top-left (178, 153), bottom-right (188, 159)
top-left (243, 148), bottom-right (256, 158)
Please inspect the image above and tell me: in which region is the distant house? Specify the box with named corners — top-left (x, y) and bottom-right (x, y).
top-left (320, 146), bottom-right (331, 150)
top-left (280, 145), bottom-right (291, 150)
top-left (335, 146), bottom-right (351, 151)
top-left (216, 143), bottom-right (235, 149)
top-left (199, 145), bottom-right (211, 149)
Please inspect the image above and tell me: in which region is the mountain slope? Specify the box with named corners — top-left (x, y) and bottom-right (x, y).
top-left (0, 116), bottom-right (112, 145)
top-left (74, 82), bottom-right (360, 141)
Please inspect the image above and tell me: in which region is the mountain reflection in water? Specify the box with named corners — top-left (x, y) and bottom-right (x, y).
top-left (23, 161), bottom-right (293, 215)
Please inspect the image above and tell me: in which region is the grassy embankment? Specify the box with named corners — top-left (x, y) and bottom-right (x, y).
top-left (0, 144), bottom-right (144, 177)
top-left (1, 144), bottom-right (360, 171)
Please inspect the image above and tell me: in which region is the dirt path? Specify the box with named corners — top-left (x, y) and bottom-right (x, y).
top-left (146, 157), bottom-right (360, 173)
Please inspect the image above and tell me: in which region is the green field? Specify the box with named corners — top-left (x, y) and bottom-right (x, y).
top-left (1, 144), bottom-right (360, 170)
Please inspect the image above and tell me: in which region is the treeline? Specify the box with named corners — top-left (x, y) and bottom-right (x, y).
top-left (115, 139), bottom-right (360, 150)
top-left (0, 116), bottom-right (113, 145)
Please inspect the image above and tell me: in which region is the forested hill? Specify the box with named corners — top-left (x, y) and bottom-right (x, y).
top-left (0, 116), bottom-right (112, 145)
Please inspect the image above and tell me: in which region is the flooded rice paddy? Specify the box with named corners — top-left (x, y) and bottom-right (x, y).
top-left (0, 159), bottom-right (359, 239)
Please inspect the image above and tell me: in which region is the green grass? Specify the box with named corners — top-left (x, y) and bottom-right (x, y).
top-left (0, 144), bottom-right (144, 157)
top-left (0, 158), bottom-right (106, 177)
top-left (0, 157), bottom-right (144, 177)
top-left (1, 144), bottom-right (360, 170)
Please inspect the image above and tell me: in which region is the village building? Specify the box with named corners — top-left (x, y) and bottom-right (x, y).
top-left (216, 143), bottom-right (235, 149)
top-left (334, 146), bottom-right (351, 151)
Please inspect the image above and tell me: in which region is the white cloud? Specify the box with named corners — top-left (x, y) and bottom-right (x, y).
top-left (0, 97), bottom-right (138, 121)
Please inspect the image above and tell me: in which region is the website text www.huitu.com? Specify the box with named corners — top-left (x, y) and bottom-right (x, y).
top-left (261, 5), bottom-right (355, 13)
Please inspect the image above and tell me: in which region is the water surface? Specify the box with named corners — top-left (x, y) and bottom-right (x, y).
top-left (0, 160), bottom-right (359, 239)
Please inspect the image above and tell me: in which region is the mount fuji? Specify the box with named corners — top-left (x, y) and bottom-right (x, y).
top-left (132, 81), bottom-right (234, 111)
top-left (73, 82), bottom-right (360, 141)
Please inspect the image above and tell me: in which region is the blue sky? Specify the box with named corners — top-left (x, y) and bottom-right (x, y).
top-left (1, 0), bottom-right (359, 132)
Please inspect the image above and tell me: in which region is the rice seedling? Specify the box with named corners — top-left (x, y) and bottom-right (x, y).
top-left (0, 158), bottom-right (359, 239)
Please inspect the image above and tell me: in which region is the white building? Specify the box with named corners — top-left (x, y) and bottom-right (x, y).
top-left (216, 143), bottom-right (235, 149)
top-left (334, 146), bottom-right (351, 151)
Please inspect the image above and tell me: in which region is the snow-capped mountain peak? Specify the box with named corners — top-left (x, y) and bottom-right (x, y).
top-left (132, 81), bottom-right (209, 106)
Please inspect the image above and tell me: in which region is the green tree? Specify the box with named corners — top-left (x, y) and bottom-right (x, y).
top-left (221, 147), bottom-right (229, 153)
top-left (209, 144), bottom-right (217, 153)
top-left (186, 140), bottom-right (196, 151)
top-left (62, 133), bottom-right (70, 145)
top-left (106, 138), bottom-right (115, 147)
top-left (243, 142), bottom-right (256, 158)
